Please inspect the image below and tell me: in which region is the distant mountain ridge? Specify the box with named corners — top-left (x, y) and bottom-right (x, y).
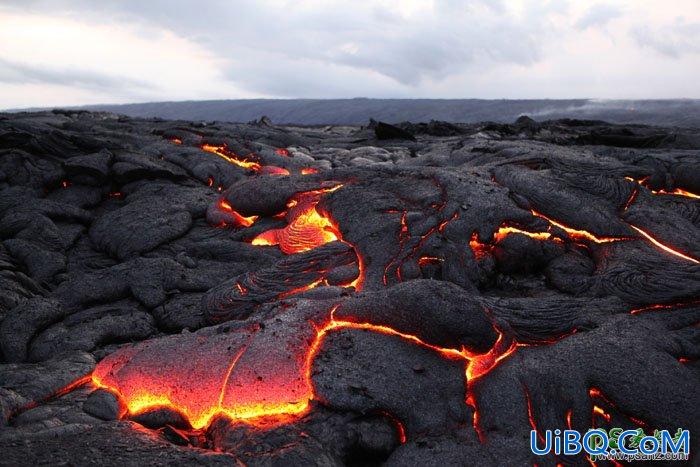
top-left (38, 98), bottom-right (700, 127)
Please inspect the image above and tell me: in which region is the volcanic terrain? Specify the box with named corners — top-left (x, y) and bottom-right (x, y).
top-left (0, 110), bottom-right (698, 466)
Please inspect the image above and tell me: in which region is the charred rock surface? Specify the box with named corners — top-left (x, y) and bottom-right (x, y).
top-left (0, 110), bottom-right (698, 466)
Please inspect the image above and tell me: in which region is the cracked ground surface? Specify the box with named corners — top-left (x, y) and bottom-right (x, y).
top-left (0, 111), bottom-right (698, 466)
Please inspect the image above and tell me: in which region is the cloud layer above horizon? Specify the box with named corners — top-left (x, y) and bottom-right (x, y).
top-left (1, 0), bottom-right (698, 108)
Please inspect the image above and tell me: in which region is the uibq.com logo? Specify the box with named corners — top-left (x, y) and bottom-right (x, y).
top-left (531, 428), bottom-right (690, 462)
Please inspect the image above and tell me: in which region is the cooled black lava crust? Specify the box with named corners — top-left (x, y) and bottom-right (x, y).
top-left (0, 111), bottom-right (698, 466)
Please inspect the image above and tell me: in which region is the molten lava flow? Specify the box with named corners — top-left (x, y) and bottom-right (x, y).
top-left (465, 391), bottom-right (485, 443)
top-left (301, 167), bottom-right (319, 175)
top-left (469, 224), bottom-right (559, 259)
top-left (235, 282), bottom-right (248, 295)
top-left (377, 410), bottom-right (407, 444)
top-left (275, 148), bottom-right (290, 156)
top-left (418, 256), bottom-right (443, 267)
top-left (592, 405), bottom-right (612, 424)
top-left (589, 387), bottom-right (648, 429)
top-left (628, 225), bottom-right (699, 264)
top-left (250, 184), bottom-right (365, 292)
top-left (530, 210), bottom-right (627, 243)
top-left (662, 188), bottom-right (700, 199)
top-left (91, 302), bottom-right (514, 438)
top-left (622, 187), bottom-right (639, 212)
top-left (384, 211), bottom-right (460, 284)
top-left (464, 331), bottom-right (517, 381)
top-left (260, 165), bottom-right (290, 176)
top-left (251, 190), bottom-right (341, 254)
top-left (383, 211), bottom-right (410, 285)
top-left (278, 279), bottom-right (325, 299)
top-left (438, 212), bottom-right (459, 233)
top-left (247, 185), bottom-right (365, 292)
top-left (625, 177), bottom-right (700, 199)
top-left (218, 199), bottom-right (258, 228)
top-left (201, 143), bottom-right (262, 171)
top-left (493, 225), bottom-right (555, 242)
top-left (630, 300), bottom-right (700, 315)
top-left (313, 319), bottom-right (465, 361)
top-left (92, 329), bottom-right (313, 431)
top-left (469, 232), bottom-right (491, 260)
top-left (169, 137), bottom-right (183, 145)
top-left (22, 375), bottom-right (94, 413)
top-left (523, 384), bottom-right (544, 444)
top-left (462, 332), bottom-right (517, 444)
top-left (320, 310), bottom-right (517, 383)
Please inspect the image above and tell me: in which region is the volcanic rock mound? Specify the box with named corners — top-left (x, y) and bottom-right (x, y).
top-left (0, 110), bottom-right (698, 466)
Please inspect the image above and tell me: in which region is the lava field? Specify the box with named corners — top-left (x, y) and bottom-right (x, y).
top-left (0, 110), bottom-right (698, 466)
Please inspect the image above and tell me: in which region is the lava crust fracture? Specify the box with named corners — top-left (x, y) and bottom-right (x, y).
top-left (0, 111), bottom-right (698, 466)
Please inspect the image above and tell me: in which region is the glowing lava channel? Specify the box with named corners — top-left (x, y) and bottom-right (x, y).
top-left (628, 225), bottom-right (699, 264)
top-left (625, 177), bottom-right (700, 199)
top-left (201, 143), bottom-right (290, 175)
top-left (529, 208), bottom-right (698, 263)
top-left (91, 306), bottom-right (515, 433)
top-left (251, 184), bottom-right (365, 291)
top-left (201, 143), bottom-right (262, 171)
top-left (469, 224), bottom-right (560, 259)
top-left (252, 192), bottom-right (341, 254)
top-left (530, 210), bottom-right (627, 244)
top-left (218, 199), bottom-right (258, 228)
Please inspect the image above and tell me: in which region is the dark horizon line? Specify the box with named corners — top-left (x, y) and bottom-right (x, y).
top-left (4, 96), bottom-right (700, 113)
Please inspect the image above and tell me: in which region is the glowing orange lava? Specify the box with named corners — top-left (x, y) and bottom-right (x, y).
top-left (251, 193), bottom-right (341, 254)
top-left (418, 256), bottom-right (444, 267)
top-left (251, 185), bottom-right (344, 255)
top-left (589, 387), bottom-right (647, 429)
top-left (260, 165), bottom-right (290, 176)
top-left (628, 225), bottom-right (699, 264)
top-left (530, 210), bottom-right (626, 243)
top-left (661, 188), bottom-right (700, 199)
top-left (469, 232), bottom-right (491, 260)
top-left (201, 143), bottom-right (262, 171)
top-left (625, 177), bottom-right (700, 199)
top-left (469, 224), bottom-right (559, 259)
top-left (523, 384), bottom-right (544, 443)
top-left (249, 184), bottom-right (365, 293)
top-left (465, 391), bottom-right (485, 442)
top-left (218, 199), bottom-right (259, 228)
top-left (378, 410), bottom-right (407, 444)
top-left (592, 405), bottom-right (612, 423)
top-left (91, 304), bottom-right (514, 436)
top-left (493, 225), bottom-right (554, 242)
top-left (464, 332), bottom-right (517, 381)
top-left (630, 300), bottom-right (700, 315)
top-left (622, 187), bottom-right (638, 212)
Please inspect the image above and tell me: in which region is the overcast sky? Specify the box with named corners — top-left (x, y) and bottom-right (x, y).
top-left (1, 0), bottom-right (699, 109)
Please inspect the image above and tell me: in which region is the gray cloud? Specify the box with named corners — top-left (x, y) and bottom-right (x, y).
top-left (0, 58), bottom-right (152, 91)
top-left (631, 19), bottom-right (700, 58)
top-left (0, 0), bottom-right (562, 97)
top-left (1, 0), bottom-right (699, 102)
top-left (575, 3), bottom-right (622, 30)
